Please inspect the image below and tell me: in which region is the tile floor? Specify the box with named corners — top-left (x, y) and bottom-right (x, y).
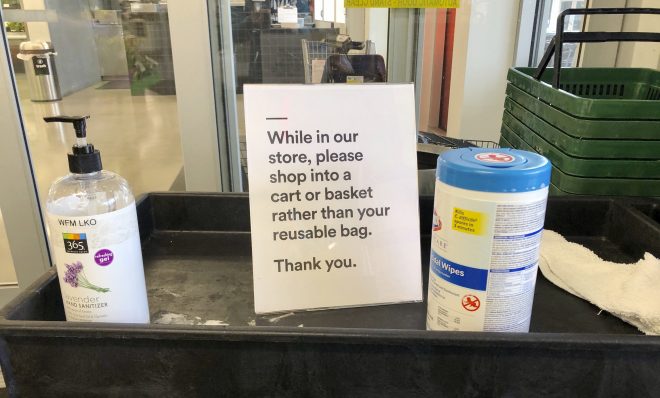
top-left (0, 75), bottom-right (184, 289)
top-left (17, 75), bottom-right (184, 202)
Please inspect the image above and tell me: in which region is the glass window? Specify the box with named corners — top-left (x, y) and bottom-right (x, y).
top-left (529, 1), bottom-right (660, 70)
top-left (315, 0), bottom-right (344, 23)
top-left (4, 0), bottom-right (185, 204)
top-left (215, 1), bottom-right (421, 189)
top-left (532, 0), bottom-right (587, 68)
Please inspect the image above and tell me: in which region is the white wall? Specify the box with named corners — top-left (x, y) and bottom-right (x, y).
top-left (12, 0), bottom-right (102, 94)
top-left (21, 0), bottom-right (51, 42)
top-left (45, 0), bottom-right (101, 95)
top-left (365, 8), bottom-right (388, 63)
top-left (346, 8), bottom-right (365, 41)
top-left (446, 0), bottom-right (520, 142)
top-left (343, 8), bottom-right (388, 62)
top-left (616, 0), bottom-right (660, 69)
top-left (580, 0), bottom-right (659, 69)
top-left (580, 0), bottom-right (625, 67)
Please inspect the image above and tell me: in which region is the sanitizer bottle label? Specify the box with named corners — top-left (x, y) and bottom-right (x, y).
top-left (46, 202), bottom-right (150, 323)
top-left (427, 181), bottom-right (547, 332)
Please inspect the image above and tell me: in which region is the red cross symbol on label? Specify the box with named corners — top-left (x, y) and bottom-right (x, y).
top-left (462, 294), bottom-right (481, 312)
top-left (475, 152), bottom-right (514, 163)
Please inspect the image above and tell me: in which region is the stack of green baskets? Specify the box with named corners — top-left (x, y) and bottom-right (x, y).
top-left (500, 67), bottom-right (660, 196)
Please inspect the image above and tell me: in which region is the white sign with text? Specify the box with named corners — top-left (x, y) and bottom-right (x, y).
top-left (245, 84), bottom-right (422, 314)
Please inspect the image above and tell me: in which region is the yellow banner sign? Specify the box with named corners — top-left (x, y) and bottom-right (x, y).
top-left (345, 0), bottom-right (459, 8)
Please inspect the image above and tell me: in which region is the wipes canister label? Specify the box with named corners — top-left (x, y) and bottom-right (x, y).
top-left (427, 180), bottom-right (547, 332)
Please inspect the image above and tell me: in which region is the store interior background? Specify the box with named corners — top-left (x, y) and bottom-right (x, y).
top-left (1, 0), bottom-right (659, 301)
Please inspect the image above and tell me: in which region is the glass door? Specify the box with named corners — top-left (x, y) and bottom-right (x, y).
top-left (0, 22), bottom-right (50, 306)
top-left (208, 1), bottom-right (424, 190)
top-left (3, 1), bottom-right (186, 203)
top-left (0, 0), bottom-right (226, 304)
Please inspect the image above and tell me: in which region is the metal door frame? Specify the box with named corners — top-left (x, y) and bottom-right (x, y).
top-left (169, 0), bottom-right (231, 192)
top-left (0, 10), bottom-right (52, 305)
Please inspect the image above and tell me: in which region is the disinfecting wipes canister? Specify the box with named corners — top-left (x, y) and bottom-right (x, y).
top-left (426, 148), bottom-right (551, 332)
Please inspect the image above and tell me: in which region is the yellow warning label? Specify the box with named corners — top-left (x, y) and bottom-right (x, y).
top-left (452, 207), bottom-right (484, 235)
top-left (345, 0), bottom-right (459, 8)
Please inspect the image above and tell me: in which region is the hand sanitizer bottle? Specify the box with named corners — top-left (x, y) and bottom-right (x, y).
top-left (44, 115), bottom-right (149, 323)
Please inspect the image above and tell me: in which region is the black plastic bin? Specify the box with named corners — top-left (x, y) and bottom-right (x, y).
top-left (0, 193), bottom-right (659, 397)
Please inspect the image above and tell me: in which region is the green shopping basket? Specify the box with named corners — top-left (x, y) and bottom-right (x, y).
top-left (508, 7), bottom-right (660, 122)
top-left (503, 89), bottom-right (660, 159)
top-left (499, 135), bottom-right (572, 196)
top-left (505, 82), bottom-right (660, 140)
top-left (499, 125), bottom-right (660, 196)
top-left (501, 113), bottom-right (660, 178)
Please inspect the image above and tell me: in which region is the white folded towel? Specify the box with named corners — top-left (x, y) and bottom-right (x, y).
top-left (539, 230), bottom-right (660, 335)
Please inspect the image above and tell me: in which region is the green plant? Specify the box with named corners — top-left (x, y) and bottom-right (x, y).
top-left (4, 22), bottom-right (26, 32)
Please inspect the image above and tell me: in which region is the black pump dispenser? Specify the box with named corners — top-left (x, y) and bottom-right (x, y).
top-left (44, 115), bottom-right (102, 174)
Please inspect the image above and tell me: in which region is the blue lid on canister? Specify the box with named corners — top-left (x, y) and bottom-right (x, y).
top-left (436, 148), bottom-right (551, 193)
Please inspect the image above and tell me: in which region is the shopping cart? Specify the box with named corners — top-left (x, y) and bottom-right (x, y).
top-left (301, 38), bottom-right (375, 83)
top-left (301, 40), bottom-right (334, 83)
top-left (417, 132), bottom-right (499, 149)
top-left (417, 132), bottom-right (499, 170)
top-left (416, 132), bottom-right (499, 195)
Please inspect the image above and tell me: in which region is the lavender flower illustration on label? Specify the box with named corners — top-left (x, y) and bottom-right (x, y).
top-left (63, 261), bottom-right (110, 293)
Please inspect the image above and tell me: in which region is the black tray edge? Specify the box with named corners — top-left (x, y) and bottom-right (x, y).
top-left (1, 194), bottom-right (658, 347)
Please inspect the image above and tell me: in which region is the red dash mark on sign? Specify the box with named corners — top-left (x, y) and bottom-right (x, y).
top-left (462, 295), bottom-right (480, 312)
